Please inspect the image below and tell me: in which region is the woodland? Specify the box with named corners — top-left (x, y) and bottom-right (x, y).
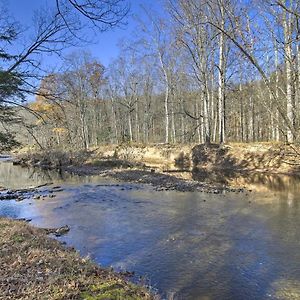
top-left (1, 0), bottom-right (300, 151)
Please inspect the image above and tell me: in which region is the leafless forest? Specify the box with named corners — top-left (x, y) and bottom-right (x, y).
top-left (1, 1), bottom-right (300, 150)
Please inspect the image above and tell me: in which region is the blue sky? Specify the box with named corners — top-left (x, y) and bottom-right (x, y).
top-left (7, 0), bottom-right (163, 67)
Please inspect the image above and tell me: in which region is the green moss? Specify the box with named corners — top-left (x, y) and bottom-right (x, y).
top-left (81, 281), bottom-right (145, 300)
top-left (0, 223), bottom-right (9, 229)
top-left (12, 234), bottom-right (25, 243)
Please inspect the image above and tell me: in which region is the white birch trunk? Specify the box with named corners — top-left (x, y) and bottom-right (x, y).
top-left (283, 6), bottom-right (294, 142)
top-left (218, 1), bottom-right (226, 144)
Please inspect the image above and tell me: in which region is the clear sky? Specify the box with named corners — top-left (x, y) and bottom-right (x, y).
top-left (7, 0), bottom-right (163, 67)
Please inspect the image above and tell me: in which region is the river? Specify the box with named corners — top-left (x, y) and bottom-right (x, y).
top-left (1, 159), bottom-right (300, 299)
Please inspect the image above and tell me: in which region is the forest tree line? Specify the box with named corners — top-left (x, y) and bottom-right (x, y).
top-left (4, 0), bottom-right (300, 150)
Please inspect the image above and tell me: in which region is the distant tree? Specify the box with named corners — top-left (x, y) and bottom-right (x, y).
top-left (0, 0), bottom-right (129, 150)
top-left (29, 51), bottom-right (106, 149)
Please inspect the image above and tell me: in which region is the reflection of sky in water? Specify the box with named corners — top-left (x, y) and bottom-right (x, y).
top-left (1, 161), bottom-right (300, 299)
top-left (0, 201), bottom-right (21, 218)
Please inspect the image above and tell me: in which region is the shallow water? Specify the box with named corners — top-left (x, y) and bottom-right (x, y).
top-left (1, 160), bottom-right (300, 299)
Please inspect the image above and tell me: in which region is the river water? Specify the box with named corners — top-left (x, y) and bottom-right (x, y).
top-left (1, 160), bottom-right (300, 300)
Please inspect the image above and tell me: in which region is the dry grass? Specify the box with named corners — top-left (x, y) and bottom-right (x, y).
top-left (0, 218), bottom-right (155, 300)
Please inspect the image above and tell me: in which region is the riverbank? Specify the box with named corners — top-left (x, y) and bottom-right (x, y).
top-left (12, 142), bottom-right (300, 192)
top-left (1, 151), bottom-right (300, 299)
top-left (9, 143), bottom-right (300, 193)
top-left (0, 217), bottom-right (155, 300)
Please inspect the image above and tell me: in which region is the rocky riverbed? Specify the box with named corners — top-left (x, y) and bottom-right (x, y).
top-left (0, 183), bottom-right (64, 201)
top-left (12, 150), bottom-right (249, 194)
top-left (1, 156), bottom-right (300, 299)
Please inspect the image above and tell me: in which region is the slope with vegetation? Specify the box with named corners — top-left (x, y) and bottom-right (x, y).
top-left (0, 217), bottom-right (154, 300)
top-left (7, 1), bottom-right (300, 151)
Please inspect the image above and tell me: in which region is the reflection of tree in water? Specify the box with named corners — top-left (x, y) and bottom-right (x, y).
top-left (191, 166), bottom-right (300, 193)
top-left (2, 159), bottom-right (300, 299)
top-left (28, 166), bottom-right (70, 182)
top-left (113, 190), bottom-right (300, 299)
top-left (28, 168), bottom-right (51, 182)
top-left (0, 161), bottom-right (73, 189)
top-left (230, 173), bottom-right (300, 192)
top-left (191, 167), bottom-right (239, 184)
top-left (189, 144), bottom-right (300, 192)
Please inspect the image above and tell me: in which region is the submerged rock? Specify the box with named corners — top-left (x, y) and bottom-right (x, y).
top-left (43, 225), bottom-right (70, 237)
top-left (55, 225), bottom-right (70, 236)
top-left (16, 218), bottom-right (32, 222)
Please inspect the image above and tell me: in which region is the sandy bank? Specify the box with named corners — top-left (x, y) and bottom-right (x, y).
top-left (13, 142), bottom-right (300, 192)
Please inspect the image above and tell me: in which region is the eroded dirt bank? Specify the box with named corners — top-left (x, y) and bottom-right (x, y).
top-left (0, 217), bottom-right (155, 300)
top-left (13, 142), bottom-right (300, 192)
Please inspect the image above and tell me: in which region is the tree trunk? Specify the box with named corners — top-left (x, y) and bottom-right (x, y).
top-left (283, 6), bottom-right (295, 142)
top-left (110, 96), bottom-right (119, 144)
top-left (128, 109), bottom-right (133, 142)
top-left (218, 1), bottom-right (226, 144)
top-left (171, 94), bottom-right (176, 143)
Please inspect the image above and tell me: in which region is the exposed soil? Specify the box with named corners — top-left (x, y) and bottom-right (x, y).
top-left (0, 217), bottom-right (155, 300)
top-left (13, 142), bottom-right (300, 193)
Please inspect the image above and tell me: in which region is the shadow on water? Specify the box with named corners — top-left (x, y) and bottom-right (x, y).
top-left (0, 159), bottom-right (116, 189)
top-left (1, 160), bottom-right (300, 299)
top-left (0, 160), bottom-right (66, 189)
top-left (191, 167), bottom-right (300, 193)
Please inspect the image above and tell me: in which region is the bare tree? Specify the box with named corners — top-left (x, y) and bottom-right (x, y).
top-left (56, 0), bottom-right (129, 33)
